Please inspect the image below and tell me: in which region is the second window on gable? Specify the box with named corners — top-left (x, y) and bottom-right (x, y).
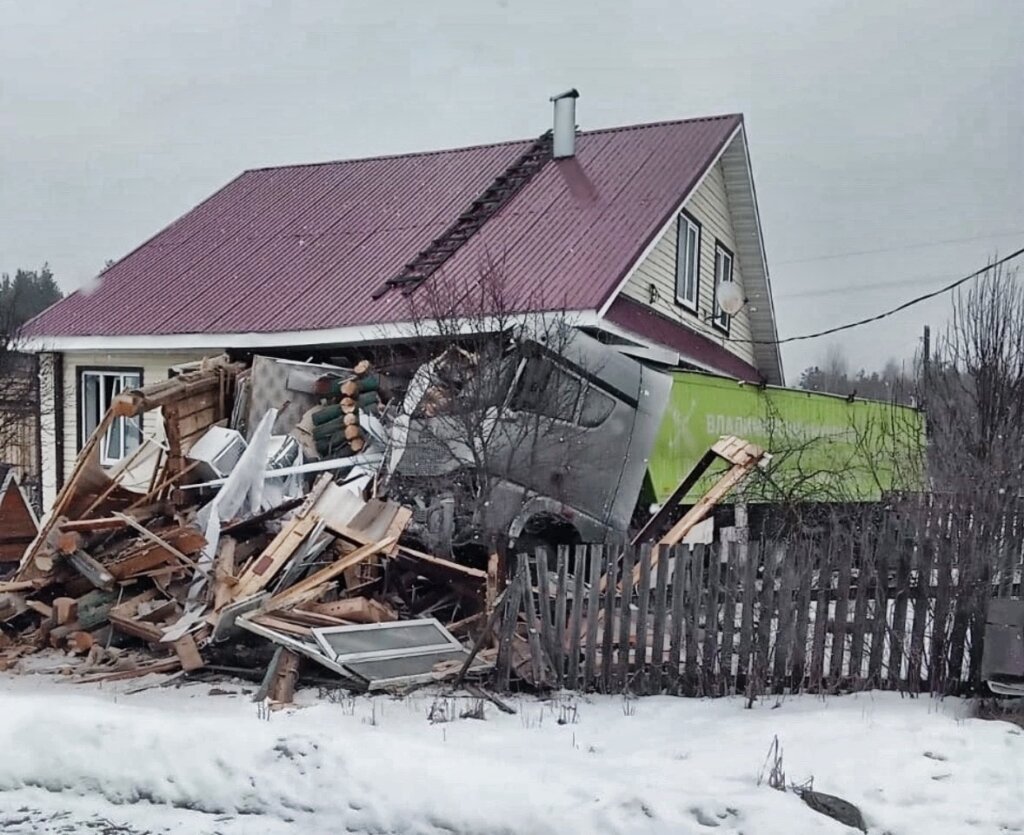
top-left (712, 242), bottom-right (735, 332)
top-left (675, 212), bottom-right (701, 311)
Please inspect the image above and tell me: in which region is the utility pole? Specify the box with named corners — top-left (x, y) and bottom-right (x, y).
top-left (921, 324), bottom-right (931, 410)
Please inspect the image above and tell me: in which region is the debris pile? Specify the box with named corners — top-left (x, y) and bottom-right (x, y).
top-left (0, 356), bottom-right (500, 703)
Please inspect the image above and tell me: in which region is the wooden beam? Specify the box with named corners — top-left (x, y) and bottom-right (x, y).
top-left (265, 536), bottom-right (395, 611)
top-left (230, 514), bottom-right (320, 602)
top-left (111, 513), bottom-right (204, 572)
top-left (67, 550), bottom-right (115, 591)
top-left (172, 634), bottom-right (205, 672)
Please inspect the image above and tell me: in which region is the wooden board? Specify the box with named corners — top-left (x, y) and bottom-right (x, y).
top-left (617, 545), bottom-right (636, 691)
top-left (847, 524), bottom-right (874, 681)
top-left (231, 515), bottom-right (320, 602)
top-left (266, 536), bottom-right (396, 611)
top-left (712, 540), bottom-right (737, 692)
top-left (565, 545), bottom-right (586, 691)
top-left (684, 544), bottom-right (705, 694)
top-left (700, 543), bottom-right (721, 694)
top-left (772, 540), bottom-right (798, 693)
top-left (829, 526), bottom-right (854, 683)
top-left (667, 546), bottom-right (688, 693)
top-left (582, 545), bottom-right (602, 689)
top-left (633, 545), bottom-right (652, 692)
top-left (808, 533), bottom-right (833, 693)
top-left (735, 537), bottom-right (758, 687)
top-left (599, 548), bottom-right (617, 692)
top-left (650, 543), bottom-right (671, 694)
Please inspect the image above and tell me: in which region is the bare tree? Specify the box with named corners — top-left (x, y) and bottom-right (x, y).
top-left (0, 267), bottom-right (62, 508)
top-left (924, 261), bottom-right (1024, 502)
top-left (376, 256), bottom-right (605, 560)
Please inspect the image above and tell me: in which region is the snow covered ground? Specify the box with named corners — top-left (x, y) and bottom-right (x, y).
top-left (0, 674), bottom-right (1019, 835)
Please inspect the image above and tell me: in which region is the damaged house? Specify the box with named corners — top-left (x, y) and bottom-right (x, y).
top-left (2, 96), bottom-right (930, 696)
top-left (20, 93), bottom-right (784, 526)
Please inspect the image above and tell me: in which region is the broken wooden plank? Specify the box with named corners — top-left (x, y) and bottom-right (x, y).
top-left (0, 579), bottom-right (47, 594)
top-left (111, 514), bottom-right (204, 572)
top-left (172, 634), bottom-right (205, 672)
top-left (25, 600), bottom-right (53, 619)
top-left (250, 614), bottom-right (314, 637)
top-left (58, 516), bottom-right (129, 534)
top-left (107, 528), bottom-right (207, 581)
top-left (257, 647), bottom-right (302, 706)
top-left (231, 514), bottom-right (321, 602)
top-left (211, 537), bottom-right (237, 614)
top-left (463, 682), bottom-right (516, 714)
top-left (266, 537), bottom-right (396, 611)
top-left (109, 612), bottom-right (165, 643)
top-left (76, 656), bottom-right (182, 683)
top-left (53, 597), bottom-right (77, 626)
top-left (307, 597), bottom-right (397, 624)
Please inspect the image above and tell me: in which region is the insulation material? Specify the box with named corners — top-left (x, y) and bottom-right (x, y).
top-left (246, 356), bottom-right (350, 441)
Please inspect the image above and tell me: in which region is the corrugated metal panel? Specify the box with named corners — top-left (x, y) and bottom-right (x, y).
top-left (24, 116), bottom-right (742, 339)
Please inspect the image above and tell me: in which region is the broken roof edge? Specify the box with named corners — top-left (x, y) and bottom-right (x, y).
top-left (18, 309), bottom-right (603, 352)
top-left (242, 112), bottom-right (744, 174)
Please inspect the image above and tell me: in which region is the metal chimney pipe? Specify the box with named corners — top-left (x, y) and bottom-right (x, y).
top-left (550, 88), bottom-right (579, 159)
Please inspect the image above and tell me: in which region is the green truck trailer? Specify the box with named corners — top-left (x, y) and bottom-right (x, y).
top-left (648, 370), bottom-right (926, 505)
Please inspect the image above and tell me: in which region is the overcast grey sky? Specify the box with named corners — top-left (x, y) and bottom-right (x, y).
top-left (2, 0), bottom-right (1022, 381)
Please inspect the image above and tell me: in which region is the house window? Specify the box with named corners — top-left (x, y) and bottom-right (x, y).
top-left (674, 212), bottom-right (701, 311)
top-left (79, 369), bottom-right (142, 466)
top-left (712, 242), bottom-right (735, 333)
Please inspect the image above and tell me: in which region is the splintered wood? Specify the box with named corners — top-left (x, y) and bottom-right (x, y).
top-left (0, 354), bottom-right (495, 697)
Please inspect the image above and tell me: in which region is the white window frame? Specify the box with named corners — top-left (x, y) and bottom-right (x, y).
top-left (712, 241), bottom-right (735, 334)
top-left (79, 369), bottom-right (142, 466)
top-left (674, 211), bottom-right (701, 312)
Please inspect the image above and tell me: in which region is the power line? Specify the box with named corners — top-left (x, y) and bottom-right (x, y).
top-left (775, 272), bottom-right (956, 301)
top-left (774, 229), bottom-right (1024, 266)
top-left (730, 245), bottom-right (1024, 346)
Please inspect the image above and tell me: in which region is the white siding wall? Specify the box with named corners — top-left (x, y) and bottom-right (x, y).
top-left (621, 160), bottom-right (756, 367)
top-left (56, 350), bottom-right (221, 496)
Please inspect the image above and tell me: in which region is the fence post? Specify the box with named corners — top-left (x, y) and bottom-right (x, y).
top-left (583, 545), bottom-right (603, 690)
top-left (566, 544), bottom-right (586, 690)
top-left (686, 543), bottom-right (706, 694)
top-left (888, 512), bottom-right (914, 690)
top-left (829, 523), bottom-right (855, 687)
top-left (617, 545), bottom-right (637, 692)
top-left (773, 539), bottom-right (798, 694)
top-left (718, 539), bottom-right (740, 694)
top-left (634, 544), bottom-right (653, 694)
top-left (847, 520), bottom-right (874, 683)
top-left (651, 543), bottom-right (672, 694)
top-left (668, 545), bottom-right (688, 694)
top-left (554, 546), bottom-right (568, 689)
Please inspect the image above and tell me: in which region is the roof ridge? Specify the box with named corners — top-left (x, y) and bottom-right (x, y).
top-left (244, 113), bottom-right (743, 174)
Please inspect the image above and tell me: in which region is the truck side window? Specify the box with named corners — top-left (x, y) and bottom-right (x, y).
top-left (579, 385), bottom-right (614, 427)
top-left (511, 357), bottom-right (581, 421)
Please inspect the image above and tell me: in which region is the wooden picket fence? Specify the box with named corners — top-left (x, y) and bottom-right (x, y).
top-left (493, 498), bottom-right (1024, 696)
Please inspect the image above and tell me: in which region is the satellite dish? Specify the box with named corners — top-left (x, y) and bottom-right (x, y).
top-left (716, 281), bottom-right (745, 316)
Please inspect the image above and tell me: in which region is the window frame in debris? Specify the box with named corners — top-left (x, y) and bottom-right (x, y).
top-left (77, 367), bottom-right (144, 466)
top-left (311, 618), bottom-right (462, 663)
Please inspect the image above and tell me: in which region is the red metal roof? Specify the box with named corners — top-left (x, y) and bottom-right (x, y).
top-left (23, 115), bottom-right (742, 339)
